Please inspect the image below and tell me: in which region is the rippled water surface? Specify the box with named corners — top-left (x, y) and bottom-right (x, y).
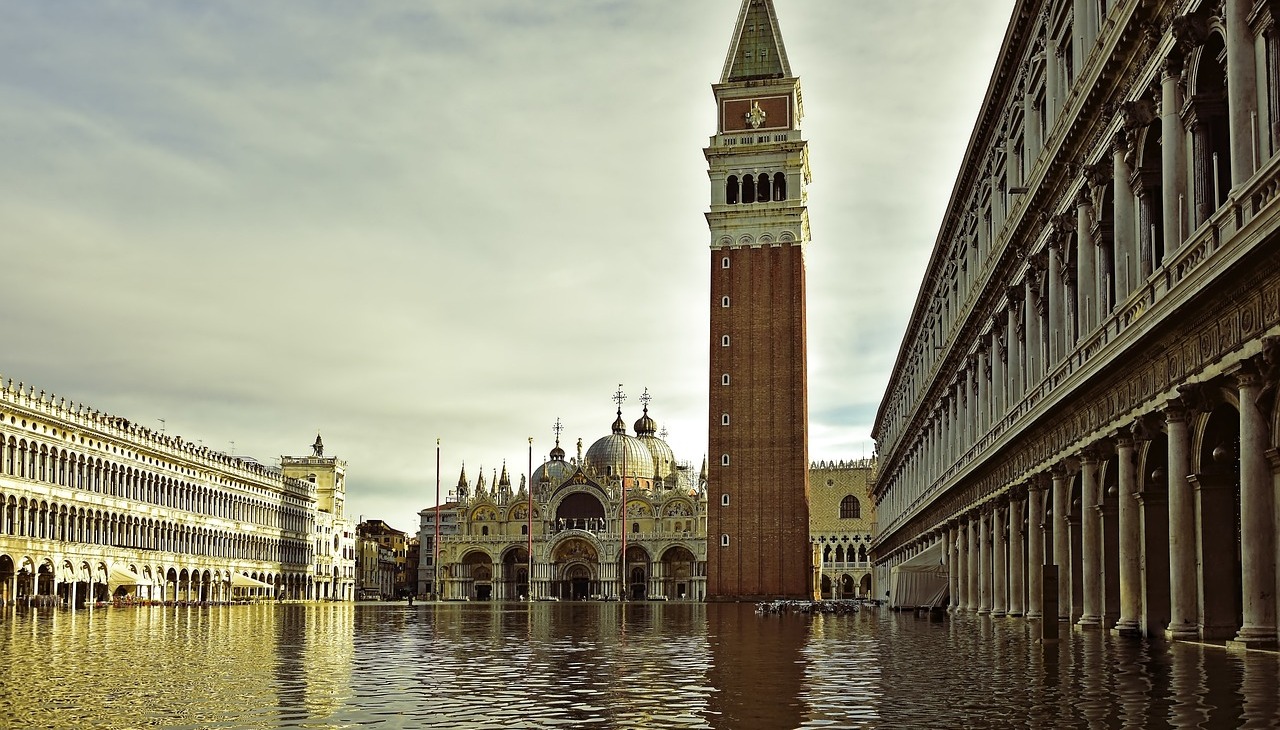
top-left (1, 602), bottom-right (1277, 729)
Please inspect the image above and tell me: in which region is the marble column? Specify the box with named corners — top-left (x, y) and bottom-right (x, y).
top-left (1113, 131), bottom-right (1137, 300)
top-left (1165, 400), bottom-right (1199, 639)
top-left (978, 508), bottom-right (992, 615)
top-left (1078, 449), bottom-right (1103, 627)
top-left (1224, 0), bottom-right (1259, 183)
top-left (1009, 486), bottom-right (1026, 617)
top-left (975, 350), bottom-right (988, 440)
top-left (991, 329), bottom-right (1005, 425)
top-left (993, 501), bottom-right (1008, 617)
top-left (1114, 429), bottom-right (1142, 635)
top-left (968, 514), bottom-right (980, 612)
top-left (1052, 465), bottom-right (1071, 621)
top-left (1047, 235), bottom-right (1066, 367)
top-left (1161, 56), bottom-right (1188, 252)
top-left (1233, 367), bottom-right (1277, 646)
top-left (1026, 478), bottom-right (1046, 620)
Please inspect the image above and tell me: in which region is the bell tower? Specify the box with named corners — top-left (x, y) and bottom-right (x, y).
top-left (705, 0), bottom-right (812, 601)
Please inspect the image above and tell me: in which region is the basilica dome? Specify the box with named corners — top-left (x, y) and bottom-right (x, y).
top-left (533, 440), bottom-right (577, 487)
top-left (584, 411), bottom-right (653, 480)
top-left (633, 406), bottom-right (675, 480)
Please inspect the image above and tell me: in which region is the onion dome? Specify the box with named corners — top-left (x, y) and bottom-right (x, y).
top-left (535, 435), bottom-right (574, 487)
top-left (633, 404), bottom-right (675, 480)
top-left (584, 409), bottom-right (652, 480)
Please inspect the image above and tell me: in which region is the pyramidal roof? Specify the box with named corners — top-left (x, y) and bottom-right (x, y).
top-left (720, 0), bottom-right (792, 83)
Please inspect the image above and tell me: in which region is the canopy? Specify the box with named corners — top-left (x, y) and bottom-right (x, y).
top-left (230, 573), bottom-right (273, 589)
top-left (888, 542), bottom-right (949, 609)
top-left (109, 565), bottom-right (146, 585)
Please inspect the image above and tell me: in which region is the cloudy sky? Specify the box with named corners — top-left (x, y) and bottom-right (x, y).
top-left (1, 1), bottom-right (1014, 534)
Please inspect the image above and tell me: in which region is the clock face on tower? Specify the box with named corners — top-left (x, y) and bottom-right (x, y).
top-left (721, 95), bottom-right (789, 133)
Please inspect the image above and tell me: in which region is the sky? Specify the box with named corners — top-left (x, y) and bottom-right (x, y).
top-left (0, 1), bottom-right (1015, 535)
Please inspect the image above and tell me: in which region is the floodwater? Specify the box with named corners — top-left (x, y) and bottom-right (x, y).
top-left (0, 601), bottom-right (1277, 729)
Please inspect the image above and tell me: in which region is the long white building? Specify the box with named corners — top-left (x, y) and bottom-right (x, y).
top-left (873, 0), bottom-right (1280, 649)
top-left (0, 377), bottom-right (355, 605)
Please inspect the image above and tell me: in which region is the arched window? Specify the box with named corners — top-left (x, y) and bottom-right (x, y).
top-left (631, 522), bottom-right (640, 534)
top-left (722, 256), bottom-right (731, 269)
top-left (721, 493), bottom-right (729, 506)
top-left (721, 335), bottom-right (730, 347)
top-left (725, 175), bottom-right (739, 205)
top-left (757, 173), bottom-right (770, 202)
top-left (521, 524), bottom-right (528, 535)
top-left (721, 414), bottom-right (730, 425)
top-left (840, 495), bottom-right (861, 519)
top-left (721, 454), bottom-right (730, 466)
top-left (773, 172), bottom-right (787, 200)
top-left (721, 296), bottom-right (730, 308)
top-left (721, 374), bottom-right (730, 385)
top-left (481, 525), bottom-right (489, 536)
top-left (742, 175), bottom-right (756, 204)
top-left (720, 534), bottom-right (730, 547)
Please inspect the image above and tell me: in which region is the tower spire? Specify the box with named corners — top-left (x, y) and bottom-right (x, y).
top-left (721, 0), bottom-right (791, 83)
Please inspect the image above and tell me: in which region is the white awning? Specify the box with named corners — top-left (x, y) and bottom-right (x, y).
top-left (888, 542), bottom-right (949, 609)
top-left (230, 573), bottom-right (273, 589)
top-left (109, 565), bottom-right (145, 585)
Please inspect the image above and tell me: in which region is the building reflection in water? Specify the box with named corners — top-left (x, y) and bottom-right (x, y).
top-left (707, 603), bottom-right (808, 729)
top-left (1, 605), bottom-right (1278, 728)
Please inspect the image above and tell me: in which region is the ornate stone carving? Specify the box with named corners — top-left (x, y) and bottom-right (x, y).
top-left (1121, 99), bottom-right (1157, 132)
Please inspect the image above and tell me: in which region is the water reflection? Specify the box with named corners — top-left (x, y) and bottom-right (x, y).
top-left (0, 603), bottom-right (1277, 728)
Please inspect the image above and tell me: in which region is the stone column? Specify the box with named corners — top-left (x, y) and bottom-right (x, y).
top-left (1072, 0), bottom-right (1089, 79)
top-left (1029, 480), bottom-right (1048, 622)
top-left (1078, 449), bottom-right (1103, 627)
top-left (991, 328), bottom-right (1005, 425)
top-left (1224, 0), bottom-right (1259, 183)
top-left (978, 508), bottom-right (992, 615)
top-left (968, 514), bottom-right (980, 612)
top-left (1112, 131), bottom-right (1137, 301)
top-left (1009, 486), bottom-right (1026, 617)
top-left (1161, 56), bottom-right (1188, 253)
top-left (1007, 288), bottom-right (1024, 404)
top-left (1052, 465), bottom-right (1071, 621)
top-left (1233, 366), bottom-right (1278, 646)
top-left (1046, 45), bottom-right (1061, 131)
top-left (1023, 77), bottom-right (1040, 164)
top-left (1165, 400), bottom-right (1199, 639)
top-left (1114, 428), bottom-right (1142, 635)
top-left (949, 522), bottom-right (962, 613)
top-left (993, 500), bottom-right (1008, 617)
top-left (1025, 271), bottom-right (1043, 387)
top-left (975, 349), bottom-right (988, 440)
top-left (1047, 233), bottom-right (1066, 367)
top-left (1076, 186), bottom-right (1096, 334)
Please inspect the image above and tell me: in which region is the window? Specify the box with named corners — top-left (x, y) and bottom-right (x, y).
top-left (840, 495), bottom-right (861, 519)
top-left (720, 534), bottom-right (730, 547)
top-left (721, 374), bottom-right (730, 385)
top-left (773, 172), bottom-right (786, 200)
top-left (725, 175), bottom-right (739, 205)
top-left (631, 522), bottom-right (640, 534)
top-left (481, 525), bottom-right (489, 535)
top-left (721, 296), bottom-right (730, 308)
top-left (721, 493), bottom-right (730, 506)
top-left (722, 256), bottom-right (730, 269)
top-left (721, 454), bottom-right (730, 466)
top-left (721, 335), bottom-right (730, 347)
top-left (521, 524), bottom-right (528, 535)
top-left (721, 414), bottom-right (730, 426)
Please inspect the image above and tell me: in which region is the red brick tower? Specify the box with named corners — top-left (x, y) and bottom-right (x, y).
top-left (705, 0), bottom-right (812, 601)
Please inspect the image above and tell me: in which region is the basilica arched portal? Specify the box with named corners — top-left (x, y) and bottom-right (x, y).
top-left (552, 538), bottom-right (599, 600)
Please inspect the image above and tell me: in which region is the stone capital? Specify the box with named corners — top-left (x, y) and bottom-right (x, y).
top-left (1177, 381), bottom-right (1218, 415)
top-left (1120, 99), bottom-right (1157, 132)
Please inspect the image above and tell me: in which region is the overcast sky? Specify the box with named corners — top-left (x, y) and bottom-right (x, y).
top-left (1, 1), bottom-right (1014, 534)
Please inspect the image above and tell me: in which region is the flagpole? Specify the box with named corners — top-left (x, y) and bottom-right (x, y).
top-left (527, 436), bottom-right (534, 601)
top-left (434, 438), bottom-right (441, 601)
